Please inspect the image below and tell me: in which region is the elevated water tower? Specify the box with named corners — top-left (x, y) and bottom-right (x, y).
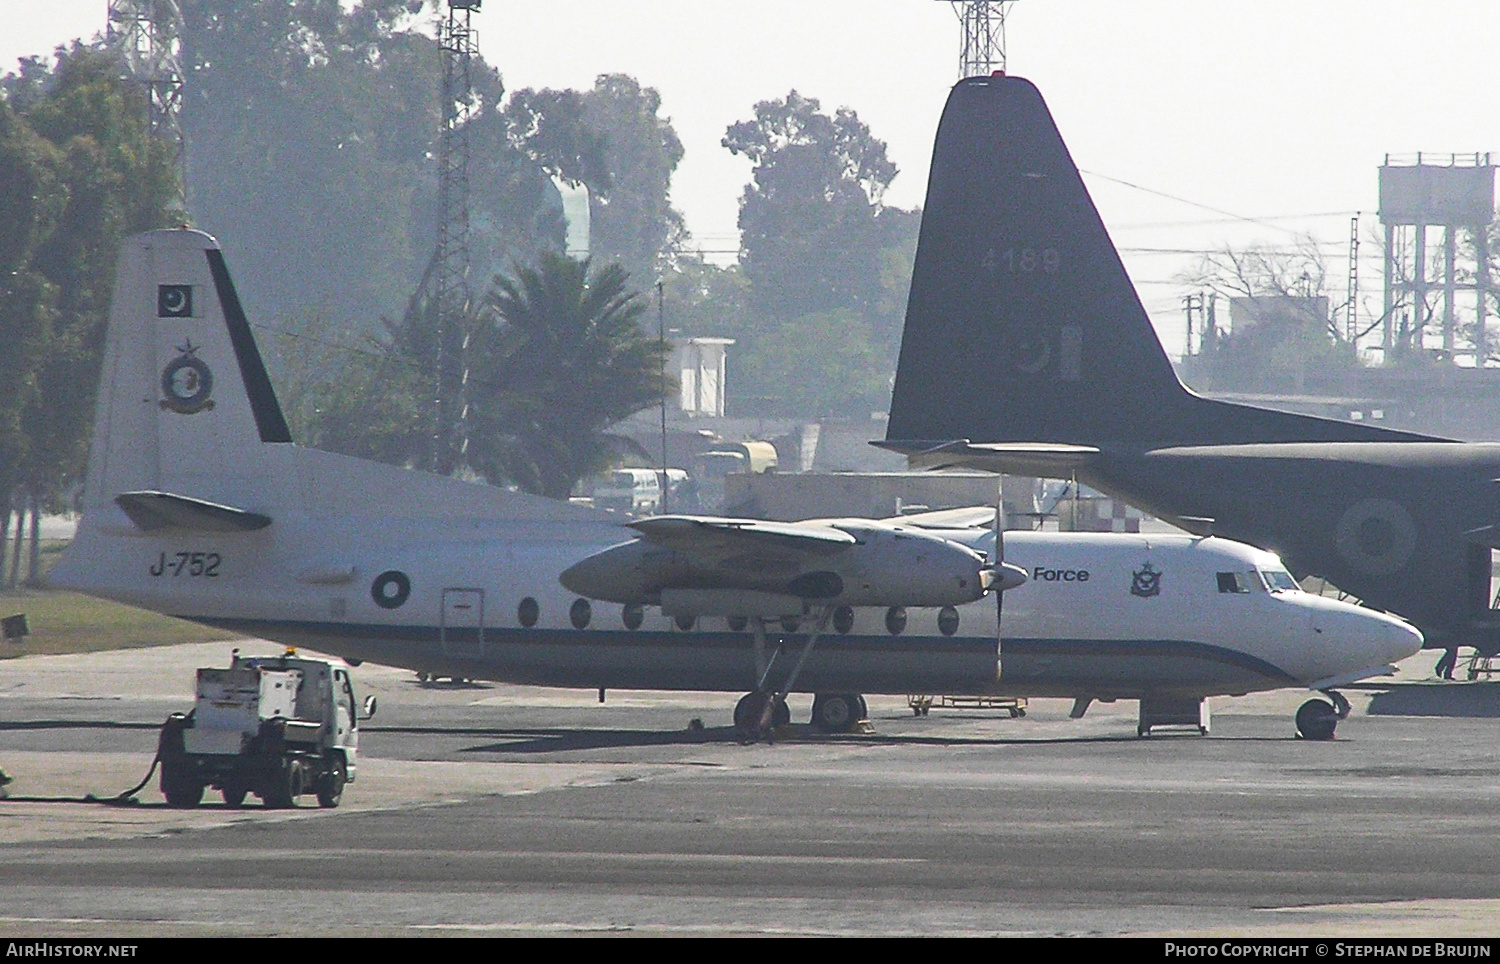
top-left (1379, 154), bottom-right (1494, 361)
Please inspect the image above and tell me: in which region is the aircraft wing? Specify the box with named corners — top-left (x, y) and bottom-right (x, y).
top-left (875, 439), bottom-right (1100, 477)
top-left (564, 513), bottom-right (997, 609)
top-left (628, 515), bottom-right (856, 562)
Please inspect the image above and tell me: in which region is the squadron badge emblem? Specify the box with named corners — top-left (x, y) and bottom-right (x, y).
top-left (1130, 562), bottom-right (1162, 598)
top-left (159, 339), bottom-right (215, 414)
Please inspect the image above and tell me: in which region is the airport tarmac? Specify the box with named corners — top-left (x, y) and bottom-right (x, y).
top-left (1, 639), bottom-right (1499, 937)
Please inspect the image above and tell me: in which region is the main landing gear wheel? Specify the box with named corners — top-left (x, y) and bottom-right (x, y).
top-left (810, 693), bottom-right (866, 733)
top-left (734, 692), bottom-right (790, 743)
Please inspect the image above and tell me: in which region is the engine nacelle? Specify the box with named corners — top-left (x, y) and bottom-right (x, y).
top-left (559, 519), bottom-right (1016, 610)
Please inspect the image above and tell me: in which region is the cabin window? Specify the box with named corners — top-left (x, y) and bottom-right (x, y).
top-left (622, 603), bottom-right (644, 630)
top-left (833, 606), bottom-right (855, 635)
top-left (570, 598), bottom-right (592, 630)
top-left (885, 606), bottom-right (907, 635)
top-left (727, 615), bottom-right (748, 632)
top-left (517, 597), bottom-right (539, 627)
top-left (938, 605), bottom-right (960, 636)
top-left (675, 612), bottom-right (696, 631)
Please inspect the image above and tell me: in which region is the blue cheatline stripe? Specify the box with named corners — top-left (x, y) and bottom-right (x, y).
top-left (1003, 637), bottom-right (1300, 686)
top-left (205, 248), bottom-right (292, 444)
top-left (176, 615), bottom-right (1296, 683)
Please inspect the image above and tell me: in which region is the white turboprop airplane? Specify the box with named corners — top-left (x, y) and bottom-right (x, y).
top-left (50, 229), bottom-right (1422, 743)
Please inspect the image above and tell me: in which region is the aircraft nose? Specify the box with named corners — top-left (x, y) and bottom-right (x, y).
top-left (1378, 616), bottom-right (1424, 665)
top-left (1323, 607), bottom-right (1423, 666)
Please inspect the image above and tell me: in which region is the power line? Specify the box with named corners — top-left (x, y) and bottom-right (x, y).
top-left (1082, 169), bottom-right (1354, 236)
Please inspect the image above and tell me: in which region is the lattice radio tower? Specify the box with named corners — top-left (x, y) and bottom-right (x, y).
top-left (106, 0), bottom-right (186, 208)
top-left (430, 1), bottom-right (480, 474)
top-left (941, 2), bottom-right (1017, 79)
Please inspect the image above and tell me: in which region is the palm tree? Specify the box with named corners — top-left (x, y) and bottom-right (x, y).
top-left (466, 251), bottom-right (672, 499)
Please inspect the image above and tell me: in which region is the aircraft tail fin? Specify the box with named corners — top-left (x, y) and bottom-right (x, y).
top-left (80, 229), bottom-right (292, 516)
top-left (885, 76), bottom-right (1436, 452)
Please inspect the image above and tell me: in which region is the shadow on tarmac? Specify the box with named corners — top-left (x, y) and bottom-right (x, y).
top-left (1361, 681), bottom-right (1500, 717)
top-left (430, 725), bottom-right (1282, 754)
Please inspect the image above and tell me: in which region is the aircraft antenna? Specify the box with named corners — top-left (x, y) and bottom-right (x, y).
top-left (1345, 214), bottom-right (1360, 344)
top-left (940, 2), bottom-right (1018, 79)
top-left (658, 280), bottom-right (669, 514)
top-left (106, 0), bottom-right (187, 212)
top-left (431, 1), bottom-right (480, 474)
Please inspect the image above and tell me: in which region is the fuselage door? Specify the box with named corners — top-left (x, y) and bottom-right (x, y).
top-left (441, 587), bottom-right (486, 659)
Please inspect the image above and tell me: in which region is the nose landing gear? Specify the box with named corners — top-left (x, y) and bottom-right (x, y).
top-left (1295, 688), bottom-right (1351, 740)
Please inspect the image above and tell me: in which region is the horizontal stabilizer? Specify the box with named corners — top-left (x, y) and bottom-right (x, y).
top-left (886, 505), bottom-right (998, 529)
top-left (629, 515), bottom-right (856, 555)
top-left (876, 439), bottom-right (1099, 477)
top-left (1465, 524), bottom-right (1500, 549)
top-left (1175, 517), bottom-right (1216, 537)
top-left (114, 490), bottom-right (272, 533)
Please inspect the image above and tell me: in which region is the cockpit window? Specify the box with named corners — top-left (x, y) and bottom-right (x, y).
top-left (1216, 571), bottom-right (1265, 593)
top-left (1258, 569), bottom-right (1301, 593)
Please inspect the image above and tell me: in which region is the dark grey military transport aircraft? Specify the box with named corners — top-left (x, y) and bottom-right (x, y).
top-left (881, 74), bottom-right (1500, 655)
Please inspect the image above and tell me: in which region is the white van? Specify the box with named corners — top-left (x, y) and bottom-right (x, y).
top-left (592, 469), bottom-right (662, 515)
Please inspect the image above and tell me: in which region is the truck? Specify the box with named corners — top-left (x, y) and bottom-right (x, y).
top-left (157, 650), bottom-right (375, 809)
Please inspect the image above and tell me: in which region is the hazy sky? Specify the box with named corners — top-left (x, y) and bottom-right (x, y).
top-left (4, 1), bottom-right (1498, 353)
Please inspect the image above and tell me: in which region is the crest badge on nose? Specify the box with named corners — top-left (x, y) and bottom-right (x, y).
top-left (1131, 562), bottom-right (1162, 598)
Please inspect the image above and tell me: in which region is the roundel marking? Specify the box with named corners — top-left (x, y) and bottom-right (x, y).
top-left (1333, 498), bottom-right (1416, 576)
top-left (160, 355), bottom-right (214, 413)
top-left (371, 570), bottom-right (411, 609)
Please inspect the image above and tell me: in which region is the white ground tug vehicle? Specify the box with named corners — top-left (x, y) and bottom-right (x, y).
top-left (158, 650), bottom-right (375, 808)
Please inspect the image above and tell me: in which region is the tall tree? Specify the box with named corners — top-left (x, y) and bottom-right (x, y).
top-left (724, 90), bottom-right (910, 320)
top-left (580, 74), bottom-right (686, 285)
top-left (0, 45), bottom-right (179, 555)
top-left (180, 0), bottom-right (444, 333)
top-left (465, 253), bottom-right (671, 499)
top-left (503, 74), bottom-right (686, 286)
top-left (721, 91), bottom-right (919, 416)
